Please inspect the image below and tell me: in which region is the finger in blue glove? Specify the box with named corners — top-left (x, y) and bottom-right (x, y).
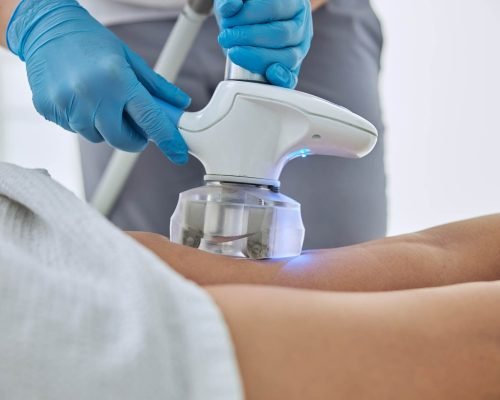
top-left (7, 0), bottom-right (191, 164)
top-left (215, 0), bottom-right (314, 89)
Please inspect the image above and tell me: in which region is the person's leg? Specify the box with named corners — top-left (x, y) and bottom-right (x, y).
top-left (130, 214), bottom-right (500, 292)
top-left (207, 281), bottom-right (500, 400)
top-left (79, 18), bottom-right (224, 234)
top-left (283, 0), bottom-right (387, 248)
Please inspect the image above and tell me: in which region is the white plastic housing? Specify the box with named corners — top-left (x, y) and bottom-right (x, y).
top-left (179, 81), bottom-right (378, 187)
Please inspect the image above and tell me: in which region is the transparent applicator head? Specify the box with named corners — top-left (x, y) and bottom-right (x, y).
top-left (170, 182), bottom-right (305, 259)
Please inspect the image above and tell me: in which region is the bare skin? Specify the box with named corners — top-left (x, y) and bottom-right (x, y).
top-left (1, 0), bottom-right (328, 47)
top-left (0, 0), bottom-right (18, 46)
top-left (129, 215), bottom-right (500, 399)
top-left (207, 283), bottom-right (500, 400)
top-left (130, 214), bottom-right (500, 292)
top-left (312, 0), bottom-right (328, 11)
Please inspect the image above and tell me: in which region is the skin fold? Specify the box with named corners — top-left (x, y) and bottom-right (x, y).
top-left (130, 215), bottom-right (500, 400)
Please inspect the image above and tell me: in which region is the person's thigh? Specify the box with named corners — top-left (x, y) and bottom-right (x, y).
top-left (79, 18), bottom-right (225, 235)
top-left (282, 0), bottom-right (387, 248)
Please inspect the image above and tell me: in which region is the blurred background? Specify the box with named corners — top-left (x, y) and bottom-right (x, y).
top-left (1, 0), bottom-right (499, 236)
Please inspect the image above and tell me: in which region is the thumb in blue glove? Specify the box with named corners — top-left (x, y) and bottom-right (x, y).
top-left (215, 0), bottom-right (314, 89)
top-left (7, 0), bottom-right (190, 164)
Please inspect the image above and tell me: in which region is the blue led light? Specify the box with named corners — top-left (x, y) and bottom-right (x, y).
top-left (288, 148), bottom-right (312, 161)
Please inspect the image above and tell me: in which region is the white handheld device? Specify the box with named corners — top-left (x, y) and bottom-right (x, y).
top-left (170, 79), bottom-right (377, 259)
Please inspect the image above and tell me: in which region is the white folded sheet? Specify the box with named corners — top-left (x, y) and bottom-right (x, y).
top-left (0, 162), bottom-right (242, 400)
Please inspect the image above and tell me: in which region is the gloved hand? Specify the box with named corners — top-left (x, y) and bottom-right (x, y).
top-left (215, 0), bottom-right (314, 89)
top-left (7, 0), bottom-right (190, 164)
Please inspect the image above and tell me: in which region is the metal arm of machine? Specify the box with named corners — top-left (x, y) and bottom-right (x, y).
top-left (90, 0), bottom-right (214, 216)
top-left (225, 59), bottom-right (267, 83)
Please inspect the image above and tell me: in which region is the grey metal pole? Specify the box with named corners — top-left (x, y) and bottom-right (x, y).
top-left (91, 0), bottom-right (214, 215)
top-left (224, 59), bottom-right (266, 83)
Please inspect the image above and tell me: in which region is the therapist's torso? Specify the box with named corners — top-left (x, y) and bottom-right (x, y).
top-left (79, 0), bottom-right (185, 25)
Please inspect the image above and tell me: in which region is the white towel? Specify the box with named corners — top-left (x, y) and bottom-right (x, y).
top-left (0, 162), bottom-right (242, 400)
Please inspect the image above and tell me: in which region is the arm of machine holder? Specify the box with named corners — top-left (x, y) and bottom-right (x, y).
top-left (90, 0), bottom-right (214, 216)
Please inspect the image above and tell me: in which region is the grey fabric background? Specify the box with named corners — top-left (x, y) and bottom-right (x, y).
top-left (80, 0), bottom-right (387, 249)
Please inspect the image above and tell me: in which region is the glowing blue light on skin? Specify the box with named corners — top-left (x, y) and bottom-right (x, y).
top-left (288, 148), bottom-right (312, 161)
top-left (279, 253), bottom-right (316, 272)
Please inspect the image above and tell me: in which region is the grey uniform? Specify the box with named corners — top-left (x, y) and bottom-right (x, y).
top-left (80, 0), bottom-right (386, 249)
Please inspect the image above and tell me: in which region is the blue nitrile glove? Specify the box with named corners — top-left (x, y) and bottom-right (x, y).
top-left (7, 0), bottom-right (191, 164)
top-left (215, 0), bottom-right (314, 89)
